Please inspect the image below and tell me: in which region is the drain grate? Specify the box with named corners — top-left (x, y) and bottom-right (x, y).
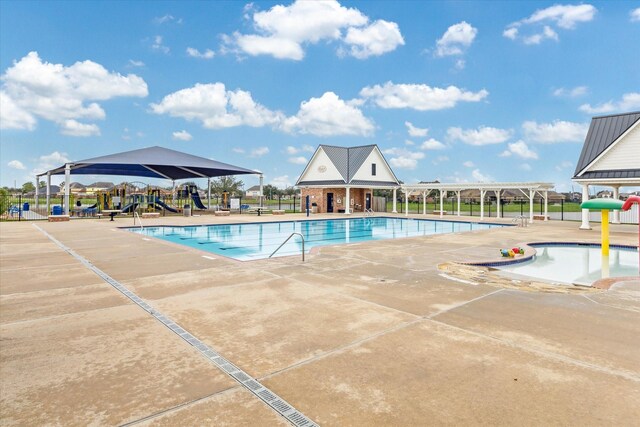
top-left (33, 224), bottom-right (319, 427)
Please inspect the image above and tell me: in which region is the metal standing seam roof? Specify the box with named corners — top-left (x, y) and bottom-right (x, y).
top-left (296, 144), bottom-right (399, 186)
top-left (573, 111), bottom-right (640, 178)
top-left (41, 146), bottom-right (259, 180)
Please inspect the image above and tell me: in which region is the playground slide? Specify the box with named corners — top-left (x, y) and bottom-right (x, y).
top-left (191, 192), bottom-right (207, 209)
top-left (154, 198), bottom-right (178, 213)
top-left (121, 202), bottom-right (139, 214)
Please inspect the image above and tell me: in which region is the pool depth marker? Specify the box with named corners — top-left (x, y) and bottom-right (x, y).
top-left (32, 224), bottom-right (318, 427)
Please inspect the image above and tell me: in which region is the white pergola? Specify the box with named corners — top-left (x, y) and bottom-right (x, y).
top-left (395, 182), bottom-right (555, 223)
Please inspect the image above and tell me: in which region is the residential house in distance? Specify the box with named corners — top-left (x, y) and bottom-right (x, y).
top-left (245, 185), bottom-right (262, 198)
top-left (296, 144), bottom-right (400, 214)
top-left (85, 182), bottom-right (115, 195)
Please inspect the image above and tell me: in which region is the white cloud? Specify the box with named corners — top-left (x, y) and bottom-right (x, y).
top-left (152, 35), bottom-right (170, 53)
top-left (463, 161), bottom-right (474, 168)
top-left (232, 147), bottom-right (246, 154)
top-left (172, 130), bottom-right (193, 141)
top-left (447, 126), bottom-right (512, 146)
top-left (343, 20), bottom-right (404, 59)
top-left (302, 144), bottom-right (315, 152)
top-left (286, 146), bottom-right (299, 154)
top-left (631, 8), bottom-right (640, 22)
top-left (250, 146), bottom-right (269, 157)
top-left (288, 156), bottom-right (308, 165)
top-left (553, 86), bottom-right (587, 97)
top-left (186, 47), bottom-right (215, 59)
top-left (405, 121), bottom-right (428, 137)
top-left (499, 140), bottom-right (538, 159)
top-left (555, 160), bottom-right (573, 171)
top-left (420, 138), bottom-right (446, 150)
top-left (224, 0), bottom-right (402, 60)
top-left (520, 163), bottom-right (532, 171)
top-left (0, 52), bottom-right (147, 134)
top-left (150, 82), bottom-right (283, 129)
top-left (404, 139), bottom-right (415, 146)
top-left (454, 59), bottom-right (466, 70)
top-left (471, 169), bottom-right (493, 182)
top-left (360, 82), bottom-right (488, 111)
top-left (8, 160), bottom-right (26, 170)
top-left (383, 147), bottom-right (424, 170)
top-left (33, 151), bottom-right (71, 175)
top-left (504, 4), bottom-right (596, 44)
top-left (60, 119), bottom-right (101, 137)
top-left (579, 92), bottom-right (640, 115)
top-left (154, 14), bottom-right (182, 25)
top-left (271, 175), bottom-right (292, 188)
top-left (281, 91), bottom-right (375, 136)
top-left (128, 60), bottom-right (145, 67)
top-left (522, 120), bottom-right (588, 143)
top-left (435, 21), bottom-right (477, 56)
top-left (432, 155), bottom-right (449, 165)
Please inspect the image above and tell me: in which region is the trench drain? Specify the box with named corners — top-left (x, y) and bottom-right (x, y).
top-left (33, 224), bottom-right (318, 427)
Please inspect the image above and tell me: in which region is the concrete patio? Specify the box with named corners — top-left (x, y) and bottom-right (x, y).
top-left (1, 213), bottom-right (638, 426)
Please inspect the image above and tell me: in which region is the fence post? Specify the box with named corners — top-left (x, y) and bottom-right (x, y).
top-left (488, 201), bottom-right (491, 218)
top-left (520, 199), bottom-right (523, 215)
top-left (561, 199), bottom-right (564, 221)
top-left (18, 194), bottom-right (22, 222)
top-left (470, 199), bottom-right (473, 216)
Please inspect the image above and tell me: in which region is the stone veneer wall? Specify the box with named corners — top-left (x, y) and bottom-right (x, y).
top-left (299, 188), bottom-right (372, 213)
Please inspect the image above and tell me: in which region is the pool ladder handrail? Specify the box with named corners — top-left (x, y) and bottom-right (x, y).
top-left (364, 208), bottom-right (375, 217)
top-left (133, 211), bottom-right (144, 230)
top-left (269, 232), bottom-right (305, 261)
top-left (512, 215), bottom-right (528, 227)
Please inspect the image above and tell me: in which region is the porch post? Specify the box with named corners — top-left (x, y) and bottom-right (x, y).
top-left (46, 172), bottom-right (51, 214)
top-left (64, 163), bottom-right (71, 215)
top-left (612, 186), bottom-right (620, 224)
top-left (580, 183), bottom-right (591, 230)
top-left (345, 187), bottom-right (351, 214)
top-left (392, 188), bottom-right (397, 213)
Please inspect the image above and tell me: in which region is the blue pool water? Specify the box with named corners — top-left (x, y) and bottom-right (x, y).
top-left (130, 217), bottom-right (505, 261)
top-left (497, 244), bottom-right (639, 286)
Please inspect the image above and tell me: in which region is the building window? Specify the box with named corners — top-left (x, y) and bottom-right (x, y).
top-left (372, 163), bottom-right (377, 176)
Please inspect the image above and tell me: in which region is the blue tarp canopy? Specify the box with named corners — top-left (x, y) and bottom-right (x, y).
top-left (43, 146), bottom-right (259, 180)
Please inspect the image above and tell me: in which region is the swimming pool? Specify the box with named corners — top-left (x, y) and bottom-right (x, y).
top-left (130, 217), bottom-right (505, 261)
top-left (497, 243), bottom-right (639, 286)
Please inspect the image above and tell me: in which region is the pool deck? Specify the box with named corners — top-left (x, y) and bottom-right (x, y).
top-left (1, 213), bottom-right (639, 425)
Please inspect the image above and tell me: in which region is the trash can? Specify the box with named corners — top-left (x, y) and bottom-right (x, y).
top-left (23, 203), bottom-right (30, 211)
top-left (311, 202), bottom-right (318, 214)
top-left (52, 206), bottom-right (62, 215)
top-left (183, 204), bottom-right (191, 217)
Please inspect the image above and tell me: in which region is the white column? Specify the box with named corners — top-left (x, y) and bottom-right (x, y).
top-left (345, 187), bottom-right (351, 214)
top-left (422, 191), bottom-right (426, 215)
top-left (544, 190), bottom-right (548, 221)
top-left (439, 189), bottom-right (444, 218)
top-left (259, 174), bottom-right (264, 208)
top-left (207, 178), bottom-right (211, 209)
top-left (35, 176), bottom-right (39, 209)
top-left (404, 191), bottom-right (408, 217)
top-left (529, 189), bottom-right (535, 224)
top-left (580, 183), bottom-right (591, 230)
top-left (172, 180), bottom-right (176, 204)
top-left (495, 190), bottom-right (501, 219)
top-left (46, 172), bottom-right (51, 214)
top-left (456, 191), bottom-right (461, 216)
top-left (612, 186), bottom-right (620, 224)
top-left (480, 190), bottom-right (485, 221)
top-left (392, 188), bottom-right (397, 213)
top-left (64, 164), bottom-right (71, 215)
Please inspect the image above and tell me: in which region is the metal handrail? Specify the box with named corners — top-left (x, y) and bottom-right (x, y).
top-left (133, 212), bottom-right (144, 230)
top-left (364, 208), bottom-right (375, 216)
top-left (512, 215), bottom-right (527, 227)
top-left (269, 232), bottom-right (305, 261)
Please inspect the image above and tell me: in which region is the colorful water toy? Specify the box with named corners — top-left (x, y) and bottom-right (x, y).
top-left (500, 249), bottom-right (511, 257)
top-left (621, 195), bottom-right (640, 272)
top-left (512, 247), bottom-right (524, 255)
top-left (580, 198), bottom-right (624, 256)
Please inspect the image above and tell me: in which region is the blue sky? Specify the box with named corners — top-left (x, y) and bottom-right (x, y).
top-left (1, 0), bottom-right (639, 192)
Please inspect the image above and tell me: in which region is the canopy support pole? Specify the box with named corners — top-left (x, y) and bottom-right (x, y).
top-left (64, 164), bottom-right (71, 215)
top-left (480, 189), bottom-right (486, 221)
top-left (612, 186), bottom-right (620, 224)
top-left (259, 174), bottom-right (264, 208)
top-left (345, 187), bottom-right (351, 214)
top-left (580, 183), bottom-right (591, 230)
top-left (404, 190), bottom-right (408, 217)
top-left (46, 172), bottom-right (51, 214)
top-left (35, 175), bottom-right (39, 209)
top-left (439, 189), bottom-right (444, 218)
top-left (392, 188), bottom-right (397, 213)
top-left (207, 178), bottom-right (211, 210)
top-left (544, 190), bottom-right (548, 221)
top-left (494, 189), bottom-right (501, 219)
top-left (422, 191), bottom-right (426, 215)
top-left (456, 190), bottom-right (461, 216)
top-left (529, 189), bottom-right (535, 224)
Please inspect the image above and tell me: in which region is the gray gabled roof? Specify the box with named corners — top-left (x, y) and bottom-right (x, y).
top-left (42, 146), bottom-right (259, 180)
top-left (573, 111), bottom-right (640, 178)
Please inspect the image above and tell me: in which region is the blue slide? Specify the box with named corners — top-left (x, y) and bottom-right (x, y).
top-left (154, 198), bottom-right (178, 213)
top-left (121, 202), bottom-right (139, 213)
top-left (191, 192), bottom-right (207, 209)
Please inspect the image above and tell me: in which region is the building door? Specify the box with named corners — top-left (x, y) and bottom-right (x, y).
top-left (327, 193), bottom-right (334, 213)
top-left (365, 193), bottom-right (371, 210)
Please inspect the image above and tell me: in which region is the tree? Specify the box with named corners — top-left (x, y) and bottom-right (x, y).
top-left (209, 176), bottom-right (244, 196)
top-left (21, 182), bottom-right (35, 194)
top-left (39, 180), bottom-right (46, 188)
top-left (262, 184), bottom-right (280, 200)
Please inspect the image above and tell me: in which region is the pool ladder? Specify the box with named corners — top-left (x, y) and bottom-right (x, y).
top-left (269, 232), bottom-right (305, 262)
top-left (513, 215), bottom-right (528, 227)
top-left (364, 208), bottom-right (375, 217)
top-left (133, 212), bottom-right (144, 230)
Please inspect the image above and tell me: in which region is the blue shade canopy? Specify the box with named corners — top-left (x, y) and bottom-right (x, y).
top-left (42, 146), bottom-right (259, 180)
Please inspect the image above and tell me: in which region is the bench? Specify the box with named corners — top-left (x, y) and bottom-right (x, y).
top-left (48, 215), bottom-right (70, 222)
top-left (533, 215), bottom-right (549, 221)
top-left (432, 210), bottom-right (448, 215)
top-left (141, 212), bottom-right (160, 218)
top-left (214, 210), bottom-right (231, 216)
top-left (247, 208), bottom-right (271, 216)
top-left (272, 210), bottom-right (285, 215)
